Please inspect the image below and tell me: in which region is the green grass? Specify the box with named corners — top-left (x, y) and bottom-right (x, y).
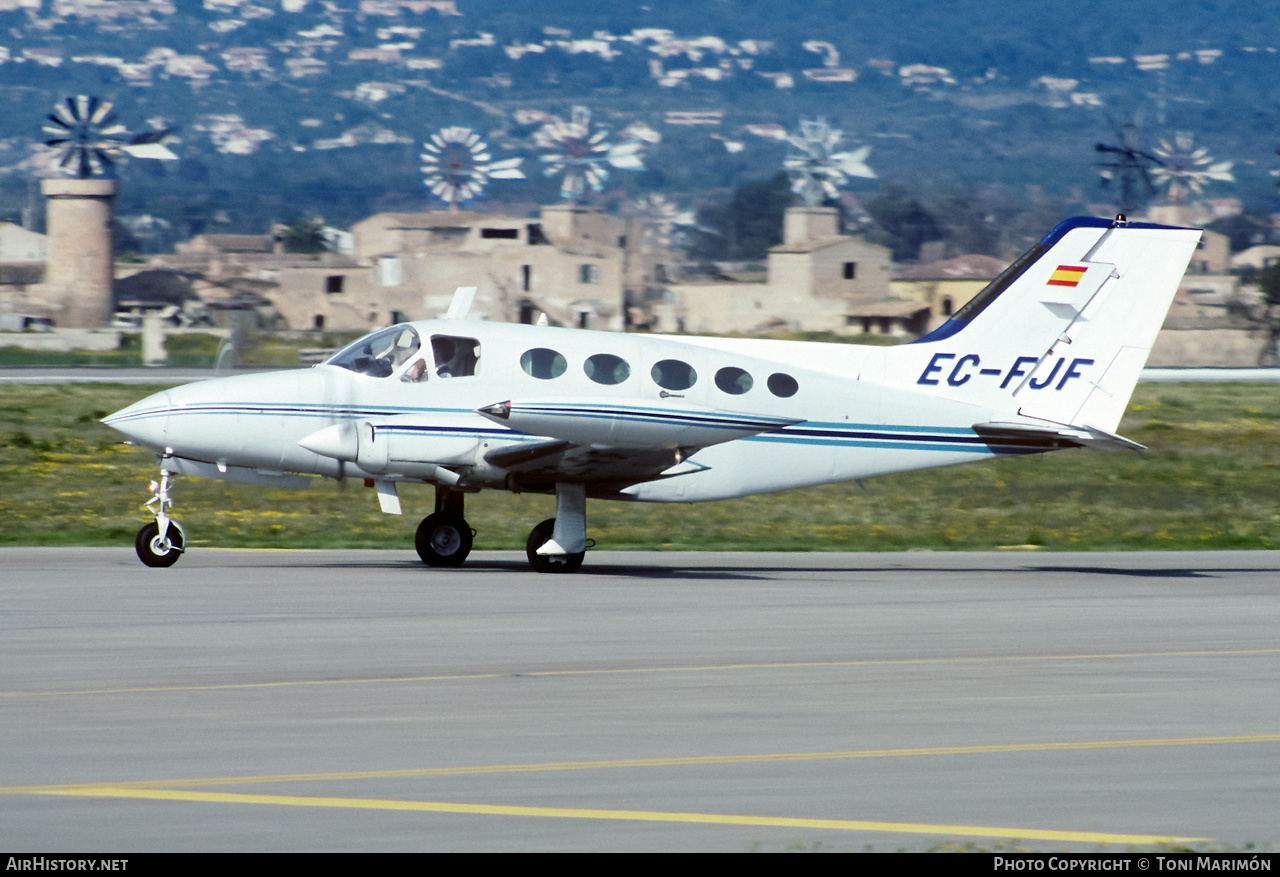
top-left (2, 382), bottom-right (1279, 551)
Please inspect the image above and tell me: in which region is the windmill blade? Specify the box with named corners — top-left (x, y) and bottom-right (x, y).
top-left (606, 141), bottom-right (645, 171)
top-left (122, 142), bottom-right (178, 161)
top-left (129, 127), bottom-right (174, 145)
top-left (88, 98), bottom-right (114, 125)
top-left (486, 156), bottom-right (526, 180)
top-left (53, 97), bottom-right (82, 126)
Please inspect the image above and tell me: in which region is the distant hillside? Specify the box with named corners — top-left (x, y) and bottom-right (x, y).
top-left (1, 0), bottom-right (1276, 243)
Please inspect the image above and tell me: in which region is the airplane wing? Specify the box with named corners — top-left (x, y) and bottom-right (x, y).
top-left (483, 439), bottom-right (706, 494)
top-left (477, 396), bottom-right (801, 448)
top-left (477, 397), bottom-right (800, 493)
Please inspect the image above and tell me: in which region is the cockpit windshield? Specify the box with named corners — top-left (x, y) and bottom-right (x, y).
top-left (324, 325), bottom-right (421, 378)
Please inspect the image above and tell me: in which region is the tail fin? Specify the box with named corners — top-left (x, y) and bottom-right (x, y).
top-left (872, 217), bottom-right (1201, 433)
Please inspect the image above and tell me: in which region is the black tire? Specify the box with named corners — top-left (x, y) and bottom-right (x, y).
top-left (135, 521), bottom-right (184, 568)
top-left (525, 517), bottom-right (585, 574)
top-left (415, 513), bottom-right (472, 567)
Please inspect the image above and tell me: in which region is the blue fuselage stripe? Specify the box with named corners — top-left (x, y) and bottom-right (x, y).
top-left (116, 404), bottom-right (1055, 456)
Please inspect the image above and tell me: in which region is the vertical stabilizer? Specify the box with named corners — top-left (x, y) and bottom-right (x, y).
top-left (869, 217), bottom-right (1201, 433)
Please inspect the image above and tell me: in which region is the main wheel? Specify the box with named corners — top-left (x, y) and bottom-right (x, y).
top-left (135, 521), bottom-right (184, 568)
top-left (525, 517), bottom-right (585, 574)
top-left (415, 513), bottom-right (472, 567)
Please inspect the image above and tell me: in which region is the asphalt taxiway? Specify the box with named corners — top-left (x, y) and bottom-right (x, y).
top-left (2, 548), bottom-right (1277, 852)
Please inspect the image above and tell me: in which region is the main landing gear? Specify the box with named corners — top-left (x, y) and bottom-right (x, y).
top-left (525, 518), bottom-right (585, 574)
top-left (416, 483), bottom-right (591, 573)
top-left (135, 465), bottom-right (186, 568)
top-left (526, 483), bottom-right (588, 574)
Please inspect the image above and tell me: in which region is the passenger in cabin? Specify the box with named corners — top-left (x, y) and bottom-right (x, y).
top-left (432, 336), bottom-right (479, 378)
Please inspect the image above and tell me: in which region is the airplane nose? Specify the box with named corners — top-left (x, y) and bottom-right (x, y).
top-left (102, 390), bottom-right (173, 450)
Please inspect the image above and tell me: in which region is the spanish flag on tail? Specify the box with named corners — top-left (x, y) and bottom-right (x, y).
top-left (1047, 265), bottom-right (1088, 287)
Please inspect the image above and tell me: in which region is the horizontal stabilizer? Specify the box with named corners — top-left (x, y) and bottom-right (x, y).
top-left (973, 421), bottom-right (1145, 452)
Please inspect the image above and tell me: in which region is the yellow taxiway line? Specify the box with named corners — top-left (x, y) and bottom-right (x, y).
top-left (34, 786), bottom-right (1206, 845)
top-left (5, 733), bottom-right (1279, 793)
top-left (7, 733), bottom-right (1272, 844)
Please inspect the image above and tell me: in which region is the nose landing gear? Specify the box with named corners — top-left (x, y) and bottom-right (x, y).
top-left (136, 465), bottom-right (186, 568)
top-left (415, 485), bottom-right (473, 567)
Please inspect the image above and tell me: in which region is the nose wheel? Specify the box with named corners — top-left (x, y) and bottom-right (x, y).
top-left (416, 486), bottom-right (473, 567)
top-left (136, 520), bottom-right (185, 567)
top-left (415, 512), bottom-right (473, 567)
top-left (135, 465), bottom-right (186, 568)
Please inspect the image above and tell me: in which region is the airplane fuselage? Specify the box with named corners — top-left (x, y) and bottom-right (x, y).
top-left (105, 320), bottom-right (1044, 505)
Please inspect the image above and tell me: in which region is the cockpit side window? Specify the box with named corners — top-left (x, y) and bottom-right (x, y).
top-left (431, 335), bottom-right (480, 378)
top-left (325, 325), bottom-right (420, 378)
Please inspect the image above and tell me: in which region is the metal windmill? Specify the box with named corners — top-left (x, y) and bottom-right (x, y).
top-left (534, 106), bottom-right (646, 202)
top-left (1150, 133), bottom-right (1234, 205)
top-left (629, 193), bottom-right (693, 251)
top-left (420, 126), bottom-right (525, 211)
top-left (42, 95), bottom-right (176, 178)
top-left (1095, 116), bottom-right (1163, 216)
top-left (783, 118), bottom-right (876, 208)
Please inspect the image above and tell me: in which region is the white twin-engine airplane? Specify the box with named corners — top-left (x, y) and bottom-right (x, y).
top-left (104, 216), bottom-right (1201, 572)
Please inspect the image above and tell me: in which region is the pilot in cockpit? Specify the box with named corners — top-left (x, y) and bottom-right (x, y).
top-left (402, 356), bottom-right (428, 383)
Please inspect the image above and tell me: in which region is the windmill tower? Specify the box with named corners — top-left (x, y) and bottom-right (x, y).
top-left (39, 96), bottom-right (175, 327)
top-left (41, 177), bottom-right (117, 328)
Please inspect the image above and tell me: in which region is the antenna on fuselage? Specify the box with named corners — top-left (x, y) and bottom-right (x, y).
top-left (444, 286), bottom-right (477, 320)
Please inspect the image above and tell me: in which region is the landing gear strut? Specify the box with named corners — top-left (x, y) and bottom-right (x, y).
top-left (416, 486), bottom-right (472, 567)
top-left (136, 465), bottom-right (186, 568)
top-left (526, 518), bottom-right (585, 574)
top-left (525, 483), bottom-right (588, 574)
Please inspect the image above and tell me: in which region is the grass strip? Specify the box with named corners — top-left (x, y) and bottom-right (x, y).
top-left (2, 381), bottom-right (1278, 551)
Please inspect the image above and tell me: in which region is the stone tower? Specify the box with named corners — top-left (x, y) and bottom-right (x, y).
top-left (41, 177), bottom-right (116, 328)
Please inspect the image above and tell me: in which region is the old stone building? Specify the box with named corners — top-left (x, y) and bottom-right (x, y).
top-left (890, 254), bottom-right (1008, 332)
top-left (154, 204), bottom-right (665, 333)
top-left (664, 206), bottom-right (901, 335)
top-left (0, 224), bottom-right (47, 317)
